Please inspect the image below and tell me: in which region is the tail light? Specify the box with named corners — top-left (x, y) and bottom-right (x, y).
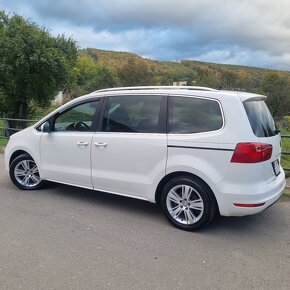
top-left (231, 143), bottom-right (272, 163)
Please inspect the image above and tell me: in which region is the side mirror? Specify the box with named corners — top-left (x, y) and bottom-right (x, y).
top-left (41, 121), bottom-right (51, 133)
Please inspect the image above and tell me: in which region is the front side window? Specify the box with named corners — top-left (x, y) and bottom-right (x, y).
top-left (169, 96), bottom-right (223, 134)
top-left (102, 95), bottom-right (162, 133)
top-left (54, 100), bottom-right (99, 132)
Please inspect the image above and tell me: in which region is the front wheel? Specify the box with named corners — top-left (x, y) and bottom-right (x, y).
top-left (161, 176), bottom-right (217, 231)
top-left (9, 154), bottom-right (44, 190)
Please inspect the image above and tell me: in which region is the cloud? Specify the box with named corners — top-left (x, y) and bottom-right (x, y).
top-left (0, 0), bottom-right (290, 70)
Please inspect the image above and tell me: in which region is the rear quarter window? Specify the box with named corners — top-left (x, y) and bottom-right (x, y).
top-left (168, 96), bottom-right (223, 134)
top-left (243, 100), bottom-right (277, 137)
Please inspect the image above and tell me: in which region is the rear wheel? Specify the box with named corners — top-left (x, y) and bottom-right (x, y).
top-left (161, 176), bottom-right (217, 231)
top-left (9, 154), bottom-right (44, 190)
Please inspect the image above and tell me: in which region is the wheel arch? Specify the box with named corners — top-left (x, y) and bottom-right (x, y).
top-left (9, 150), bottom-right (32, 167)
top-left (155, 171), bottom-right (219, 213)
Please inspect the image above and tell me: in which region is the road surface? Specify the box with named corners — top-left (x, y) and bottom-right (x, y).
top-left (0, 153), bottom-right (289, 289)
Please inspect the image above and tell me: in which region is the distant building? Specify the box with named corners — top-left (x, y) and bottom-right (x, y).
top-left (173, 81), bottom-right (187, 86)
top-left (52, 91), bottom-right (64, 106)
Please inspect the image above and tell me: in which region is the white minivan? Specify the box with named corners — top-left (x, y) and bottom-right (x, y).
top-left (4, 86), bottom-right (286, 230)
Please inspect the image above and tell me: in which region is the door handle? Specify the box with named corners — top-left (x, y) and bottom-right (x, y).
top-left (94, 142), bottom-right (108, 148)
top-left (77, 141), bottom-right (89, 147)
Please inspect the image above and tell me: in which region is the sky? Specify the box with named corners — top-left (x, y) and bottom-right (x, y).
top-left (1, 0), bottom-right (290, 70)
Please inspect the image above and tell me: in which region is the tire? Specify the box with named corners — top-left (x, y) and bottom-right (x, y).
top-left (9, 154), bottom-right (44, 190)
top-left (160, 176), bottom-right (217, 231)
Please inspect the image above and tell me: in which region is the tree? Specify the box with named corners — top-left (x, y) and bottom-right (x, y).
top-left (118, 58), bottom-right (156, 86)
top-left (85, 65), bottom-right (120, 92)
top-left (235, 71), bottom-right (254, 92)
top-left (260, 72), bottom-right (290, 116)
top-left (69, 54), bottom-right (120, 98)
top-left (195, 66), bottom-right (220, 88)
top-left (0, 11), bottom-right (77, 119)
top-left (220, 69), bottom-right (239, 89)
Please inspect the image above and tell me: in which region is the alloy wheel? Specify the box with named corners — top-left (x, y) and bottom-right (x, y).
top-left (14, 160), bottom-right (41, 188)
top-left (166, 184), bottom-right (204, 225)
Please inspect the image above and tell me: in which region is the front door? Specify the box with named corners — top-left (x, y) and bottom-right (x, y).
top-left (40, 99), bottom-right (101, 188)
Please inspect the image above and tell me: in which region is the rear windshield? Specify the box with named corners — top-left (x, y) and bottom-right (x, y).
top-left (243, 100), bottom-right (277, 137)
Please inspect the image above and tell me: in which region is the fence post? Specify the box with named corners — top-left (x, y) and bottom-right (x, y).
top-left (4, 118), bottom-right (9, 138)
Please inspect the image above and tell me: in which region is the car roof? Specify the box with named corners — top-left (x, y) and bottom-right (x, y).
top-left (62, 86), bottom-right (267, 110)
top-left (88, 86), bottom-right (266, 101)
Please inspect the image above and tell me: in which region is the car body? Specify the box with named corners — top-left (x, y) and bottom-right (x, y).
top-left (5, 86), bottom-right (286, 230)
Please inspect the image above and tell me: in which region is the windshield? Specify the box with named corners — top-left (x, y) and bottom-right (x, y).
top-left (243, 100), bottom-right (277, 137)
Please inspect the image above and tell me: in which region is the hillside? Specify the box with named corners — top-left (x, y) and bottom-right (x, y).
top-left (84, 48), bottom-right (193, 82)
top-left (84, 48), bottom-right (290, 86)
top-left (70, 48), bottom-right (289, 117)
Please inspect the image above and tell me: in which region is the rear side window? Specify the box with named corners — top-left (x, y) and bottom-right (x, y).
top-left (168, 96), bottom-right (223, 134)
top-left (243, 101), bottom-right (277, 137)
top-left (102, 95), bottom-right (162, 133)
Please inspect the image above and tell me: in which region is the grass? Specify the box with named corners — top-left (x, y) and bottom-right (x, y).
top-left (280, 126), bottom-right (290, 195)
top-left (281, 140), bottom-right (289, 162)
top-left (281, 128), bottom-right (290, 178)
top-left (0, 137), bottom-right (7, 147)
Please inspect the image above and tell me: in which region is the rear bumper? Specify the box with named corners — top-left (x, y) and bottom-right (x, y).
top-left (215, 169), bottom-right (286, 217)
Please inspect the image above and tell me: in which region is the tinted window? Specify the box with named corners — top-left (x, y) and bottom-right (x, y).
top-left (169, 97), bottom-right (223, 134)
top-left (244, 100), bottom-right (277, 137)
top-left (102, 95), bottom-right (162, 133)
top-left (54, 100), bottom-right (99, 132)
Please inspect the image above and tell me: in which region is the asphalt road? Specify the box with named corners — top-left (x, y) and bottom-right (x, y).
top-left (0, 153), bottom-right (290, 290)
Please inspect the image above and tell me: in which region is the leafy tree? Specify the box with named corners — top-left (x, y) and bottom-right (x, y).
top-left (235, 71), bottom-right (254, 92)
top-left (69, 54), bottom-right (120, 98)
top-left (260, 72), bottom-right (290, 116)
top-left (159, 74), bottom-right (174, 85)
top-left (72, 54), bottom-right (97, 87)
top-left (195, 67), bottom-right (219, 88)
top-left (118, 58), bottom-right (156, 86)
top-left (186, 73), bottom-right (196, 86)
top-left (0, 11), bottom-right (77, 119)
top-left (220, 69), bottom-right (239, 89)
top-left (85, 65), bottom-right (120, 92)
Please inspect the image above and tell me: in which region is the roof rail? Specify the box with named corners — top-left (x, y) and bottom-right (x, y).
top-left (95, 86), bottom-right (217, 93)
